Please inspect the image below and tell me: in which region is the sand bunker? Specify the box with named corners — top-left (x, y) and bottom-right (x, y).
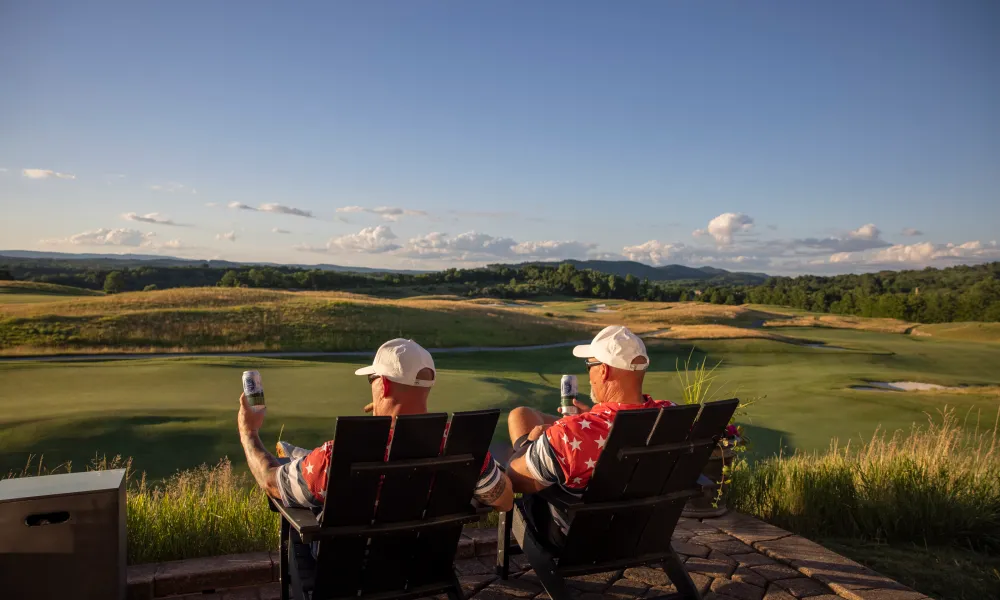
top-left (586, 304), bottom-right (617, 313)
top-left (852, 381), bottom-right (972, 392)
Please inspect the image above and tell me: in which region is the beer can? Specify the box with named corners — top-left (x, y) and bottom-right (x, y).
top-left (560, 374), bottom-right (578, 415)
top-left (242, 370), bottom-right (266, 412)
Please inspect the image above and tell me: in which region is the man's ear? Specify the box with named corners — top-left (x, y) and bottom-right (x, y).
top-left (380, 377), bottom-right (391, 396)
top-left (600, 363), bottom-right (612, 382)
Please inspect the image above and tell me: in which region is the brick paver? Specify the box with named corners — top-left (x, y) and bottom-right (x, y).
top-left (128, 513), bottom-right (930, 600)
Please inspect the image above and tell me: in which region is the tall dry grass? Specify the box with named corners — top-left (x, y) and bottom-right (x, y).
top-left (5, 455), bottom-right (277, 565)
top-left (729, 408), bottom-right (1000, 552)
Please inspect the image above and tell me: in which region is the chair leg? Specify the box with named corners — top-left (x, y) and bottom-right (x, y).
top-left (447, 573), bottom-right (465, 600)
top-left (512, 507), bottom-right (572, 600)
top-left (279, 516), bottom-right (291, 600)
top-left (496, 509), bottom-right (513, 578)
top-left (661, 548), bottom-right (701, 599)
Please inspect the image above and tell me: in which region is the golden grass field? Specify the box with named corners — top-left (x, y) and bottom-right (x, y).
top-left (1, 282), bottom-right (997, 355)
top-left (0, 287), bottom-right (588, 355)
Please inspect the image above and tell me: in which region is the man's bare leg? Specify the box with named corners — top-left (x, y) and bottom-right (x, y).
top-left (507, 406), bottom-right (559, 443)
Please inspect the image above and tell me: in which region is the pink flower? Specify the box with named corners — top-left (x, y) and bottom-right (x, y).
top-left (726, 424), bottom-right (739, 438)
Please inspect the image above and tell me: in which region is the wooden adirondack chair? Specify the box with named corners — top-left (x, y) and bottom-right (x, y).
top-left (271, 409), bottom-right (500, 600)
top-left (496, 398), bottom-right (739, 600)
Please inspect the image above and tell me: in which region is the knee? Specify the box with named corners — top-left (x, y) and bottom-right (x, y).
top-left (507, 406), bottom-right (535, 436)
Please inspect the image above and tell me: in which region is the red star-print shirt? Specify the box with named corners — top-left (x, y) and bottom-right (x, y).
top-left (524, 395), bottom-right (676, 491)
top-left (276, 426), bottom-right (503, 509)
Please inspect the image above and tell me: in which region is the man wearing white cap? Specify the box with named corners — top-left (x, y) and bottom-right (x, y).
top-left (503, 326), bottom-right (675, 542)
top-left (237, 338), bottom-right (514, 512)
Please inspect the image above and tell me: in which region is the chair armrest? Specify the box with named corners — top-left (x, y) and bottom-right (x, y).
top-left (538, 486), bottom-right (584, 512)
top-left (272, 501), bottom-right (323, 540)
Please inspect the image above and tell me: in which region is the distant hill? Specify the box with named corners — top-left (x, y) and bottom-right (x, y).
top-left (517, 259), bottom-right (770, 285)
top-left (0, 251), bottom-right (427, 275)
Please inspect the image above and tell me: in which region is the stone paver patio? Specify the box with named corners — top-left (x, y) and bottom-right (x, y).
top-left (131, 512), bottom-right (929, 600)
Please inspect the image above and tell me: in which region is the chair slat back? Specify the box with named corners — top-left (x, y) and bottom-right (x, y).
top-left (661, 399), bottom-right (739, 494)
top-left (315, 416), bottom-right (392, 598)
top-left (558, 399), bottom-right (739, 570)
top-left (637, 398), bottom-right (739, 557)
top-left (410, 409), bottom-right (500, 588)
top-left (361, 413), bottom-right (449, 594)
top-left (312, 410), bottom-right (500, 600)
top-left (559, 408), bottom-right (659, 566)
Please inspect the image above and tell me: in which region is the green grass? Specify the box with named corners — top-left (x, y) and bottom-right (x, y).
top-left (0, 280), bottom-right (104, 304)
top-left (2, 329), bottom-right (999, 479)
top-left (8, 410), bottom-right (997, 600)
top-left (914, 322), bottom-right (1000, 343)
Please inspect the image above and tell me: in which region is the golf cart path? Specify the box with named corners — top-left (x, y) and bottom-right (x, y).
top-left (0, 340), bottom-right (592, 363)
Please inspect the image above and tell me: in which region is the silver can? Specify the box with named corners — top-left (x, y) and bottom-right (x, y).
top-left (242, 370), bottom-right (265, 411)
top-left (560, 374), bottom-right (578, 415)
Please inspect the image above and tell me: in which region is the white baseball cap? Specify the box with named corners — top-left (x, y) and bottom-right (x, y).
top-left (355, 338), bottom-right (436, 388)
top-left (572, 325), bottom-right (649, 371)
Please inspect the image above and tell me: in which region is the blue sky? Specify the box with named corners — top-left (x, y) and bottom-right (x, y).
top-left (1, 1), bottom-right (997, 274)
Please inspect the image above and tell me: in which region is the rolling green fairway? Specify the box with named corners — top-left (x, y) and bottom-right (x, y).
top-left (0, 280), bottom-right (104, 305)
top-left (2, 327), bottom-right (998, 480)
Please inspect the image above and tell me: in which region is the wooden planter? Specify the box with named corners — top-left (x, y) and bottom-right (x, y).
top-left (682, 445), bottom-right (735, 518)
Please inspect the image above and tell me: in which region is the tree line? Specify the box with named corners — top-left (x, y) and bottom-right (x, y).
top-left (4, 259), bottom-right (998, 323)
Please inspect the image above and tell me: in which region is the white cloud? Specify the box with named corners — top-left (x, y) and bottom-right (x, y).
top-left (150, 182), bottom-right (193, 193)
top-left (205, 202), bottom-right (219, 208)
top-left (323, 225), bottom-right (400, 253)
top-left (335, 206), bottom-right (428, 221)
top-left (44, 228), bottom-right (155, 247)
top-left (162, 240), bottom-right (186, 250)
top-left (811, 240), bottom-right (1000, 270)
top-left (399, 231), bottom-right (594, 262)
top-left (259, 203), bottom-right (314, 218)
top-left (792, 223), bottom-right (891, 253)
top-left (224, 202), bottom-right (314, 218)
top-left (901, 228), bottom-right (924, 237)
top-left (122, 212), bottom-right (186, 227)
top-left (272, 228), bottom-right (291, 234)
top-left (216, 231), bottom-right (237, 242)
top-left (23, 168), bottom-right (76, 180)
top-left (622, 240), bottom-right (693, 265)
top-left (303, 227), bottom-right (595, 262)
top-left (511, 240), bottom-right (597, 258)
top-left (0, 168), bottom-right (8, 173)
top-left (849, 223), bottom-right (880, 240)
top-left (693, 213), bottom-right (754, 245)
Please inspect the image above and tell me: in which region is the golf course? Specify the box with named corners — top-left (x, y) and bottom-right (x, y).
top-left (2, 283), bottom-right (998, 480)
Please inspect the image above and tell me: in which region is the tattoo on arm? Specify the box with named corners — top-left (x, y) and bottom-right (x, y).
top-left (241, 432), bottom-right (281, 499)
top-left (478, 474), bottom-right (508, 506)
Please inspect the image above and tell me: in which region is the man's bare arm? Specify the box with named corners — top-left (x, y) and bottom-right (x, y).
top-left (237, 392), bottom-right (282, 499)
top-left (240, 431), bottom-right (282, 499)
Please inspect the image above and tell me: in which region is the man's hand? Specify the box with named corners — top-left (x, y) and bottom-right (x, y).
top-left (558, 399), bottom-right (592, 414)
top-left (238, 393), bottom-right (266, 440)
top-left (237, 392), bottom-right (281, 499)
top-left (527, 424), bottom-right (550, 442)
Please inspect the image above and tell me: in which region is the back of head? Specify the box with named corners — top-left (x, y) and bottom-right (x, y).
top-left (573, 326), bottom-right (650, 404)
top-left (356, 338), bottom-right (436, 416)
